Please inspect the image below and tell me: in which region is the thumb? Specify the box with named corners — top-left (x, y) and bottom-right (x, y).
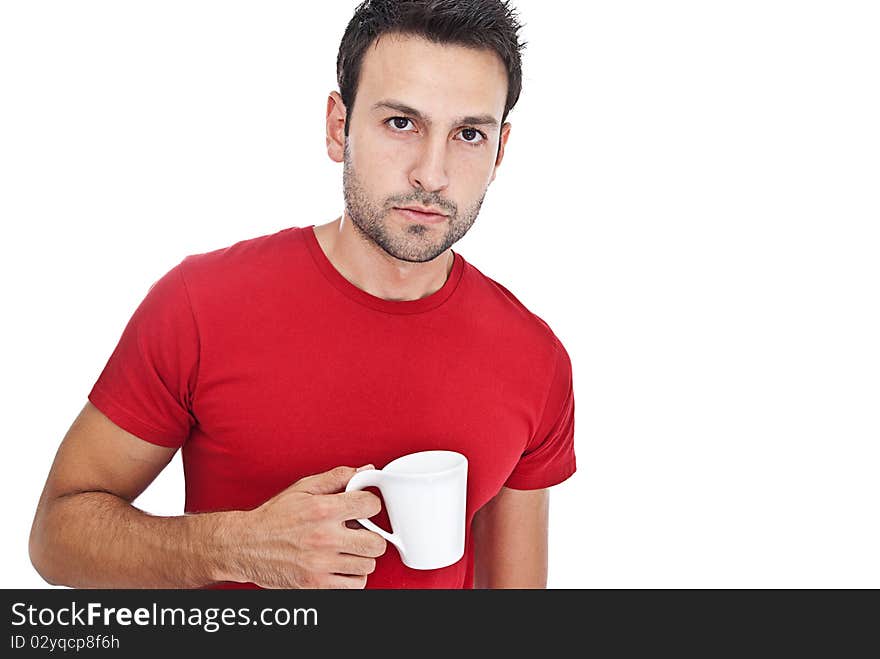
top-left (293, 464), bottom-right (375, 495)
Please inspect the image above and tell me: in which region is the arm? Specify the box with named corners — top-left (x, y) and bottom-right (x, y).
top-left (471, 486), bottom-right (549, 588)
top-left (29, 402), bottom-right (386, 589)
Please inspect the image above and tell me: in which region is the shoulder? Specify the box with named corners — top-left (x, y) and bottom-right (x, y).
top-left (157, 226), bottom-right (309, 318)
top-left (172, 226), bottom-right (307, 298)
top-left (460, 258), bottom-right (566, 361)
top-left (180, 226), bottom-right (302, 275)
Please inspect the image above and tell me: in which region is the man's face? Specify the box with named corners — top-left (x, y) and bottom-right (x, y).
top-left (342, 33), bottom-right (510, 263)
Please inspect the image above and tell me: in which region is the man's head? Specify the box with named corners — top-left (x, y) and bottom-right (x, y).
top-left (327, 0), bottom-right (525, 263)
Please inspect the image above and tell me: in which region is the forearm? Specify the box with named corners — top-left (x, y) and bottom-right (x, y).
top-left (471, 487), bottom-right (549, 588)
top-left (473, 551), bottom-right (547, 589)
top-left (473, 526), bottom-right (548, 588)
top-left (29, 491), bottom-right (245, 588)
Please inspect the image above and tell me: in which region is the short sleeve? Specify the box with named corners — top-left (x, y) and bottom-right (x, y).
top-left (87, 262), bottom-right (200, 448)
top-left (504, 339), bottom-right (576, 490)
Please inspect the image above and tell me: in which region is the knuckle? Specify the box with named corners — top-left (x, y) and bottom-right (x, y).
top-left (373, 536), bottom-right (388, 556)
top-left (346, 556), bottom-right (373, 575)
top-left (359, 532), bottom-right (386, 557)
top-left (308, 497), bottom-right (333, 519)
top-left (359, 492), bottom-right (382, 517)
top-left (333, 465), bottom-right (354, 481)
top-left (308, 527), bottom-right (332, 549)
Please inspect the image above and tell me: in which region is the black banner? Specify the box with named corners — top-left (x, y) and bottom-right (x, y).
top-left (1, 589), bottom-right (873, 655)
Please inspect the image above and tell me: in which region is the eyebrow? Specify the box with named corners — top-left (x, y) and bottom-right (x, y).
top-left (371, 99), bottom-right (499, 128)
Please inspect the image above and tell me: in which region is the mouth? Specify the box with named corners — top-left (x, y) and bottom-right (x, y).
top-left (393, 206), bottom-right (449, 224)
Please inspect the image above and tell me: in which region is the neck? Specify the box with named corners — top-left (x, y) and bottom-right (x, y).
top-left (312, 214), bottom-right (454, 302)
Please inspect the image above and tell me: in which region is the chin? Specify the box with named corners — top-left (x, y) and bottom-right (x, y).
top-left (385, 238), bottom-right (447, 264)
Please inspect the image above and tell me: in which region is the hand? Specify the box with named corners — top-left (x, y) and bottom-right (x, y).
top-left (226, 465), bottom-right (387, 589)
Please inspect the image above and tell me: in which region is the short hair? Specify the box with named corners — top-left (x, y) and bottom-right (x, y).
top-left (337, 0), bottom-right (526, 136)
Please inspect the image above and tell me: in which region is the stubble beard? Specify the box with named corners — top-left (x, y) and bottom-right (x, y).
top-left (342, 143), bottom-right (485, 263)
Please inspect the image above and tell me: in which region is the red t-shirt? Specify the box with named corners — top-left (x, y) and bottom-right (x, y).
top-left (88, 225), bottom-right (576, 588)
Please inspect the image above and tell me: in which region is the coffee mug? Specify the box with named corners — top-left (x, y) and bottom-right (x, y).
top-left (344, 450), bottom-right (468, 570)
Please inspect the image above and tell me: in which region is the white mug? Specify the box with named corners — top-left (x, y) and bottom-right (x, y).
top-left (345, 450), bottom-right (468, 570)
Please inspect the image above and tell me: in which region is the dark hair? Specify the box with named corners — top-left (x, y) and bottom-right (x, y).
top-left (337, 0), bottom-right (526, 137)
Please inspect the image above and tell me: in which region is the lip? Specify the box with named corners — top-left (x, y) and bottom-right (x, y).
top-left (394, 206), bottom-right (448, 224)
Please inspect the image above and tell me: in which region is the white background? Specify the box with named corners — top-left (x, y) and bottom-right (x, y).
top-left (1, 1), bottom-right (878, 588)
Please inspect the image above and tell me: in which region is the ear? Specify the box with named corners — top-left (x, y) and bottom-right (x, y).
top-left (326, 91), bottom-right (347, 163)
top-left (489, 122), bottom-right (512, 184)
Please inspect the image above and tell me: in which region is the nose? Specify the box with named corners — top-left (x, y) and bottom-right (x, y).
top-left (408, 136), bottom-right (450, 193)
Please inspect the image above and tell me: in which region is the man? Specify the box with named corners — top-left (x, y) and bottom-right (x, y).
top-left (29, 0), bottom-right (575, 589)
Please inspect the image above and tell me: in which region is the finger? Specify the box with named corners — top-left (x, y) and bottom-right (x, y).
top-left (322, 574), bottom-right (368, 589)
top-left (327, 554), bottom-right (376, 577)
top-left (339, 528), bottom-right (388, 558)
top-left (293, 464), bottom-right (373, 496)
top-left (328, 490), bottom-right (382, 521)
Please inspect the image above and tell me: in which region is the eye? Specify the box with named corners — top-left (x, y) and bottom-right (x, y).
top-left (457, 127), bottom-right (487, 145)
top-left (386, 117), bottom-right (415, 132)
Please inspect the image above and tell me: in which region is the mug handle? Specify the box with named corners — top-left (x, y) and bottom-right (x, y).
top-left (344, 469), bottom-right (405, 553)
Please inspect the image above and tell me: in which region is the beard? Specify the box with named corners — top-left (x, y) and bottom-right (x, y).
top-left (342, 143), bottom-right (486, 263)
